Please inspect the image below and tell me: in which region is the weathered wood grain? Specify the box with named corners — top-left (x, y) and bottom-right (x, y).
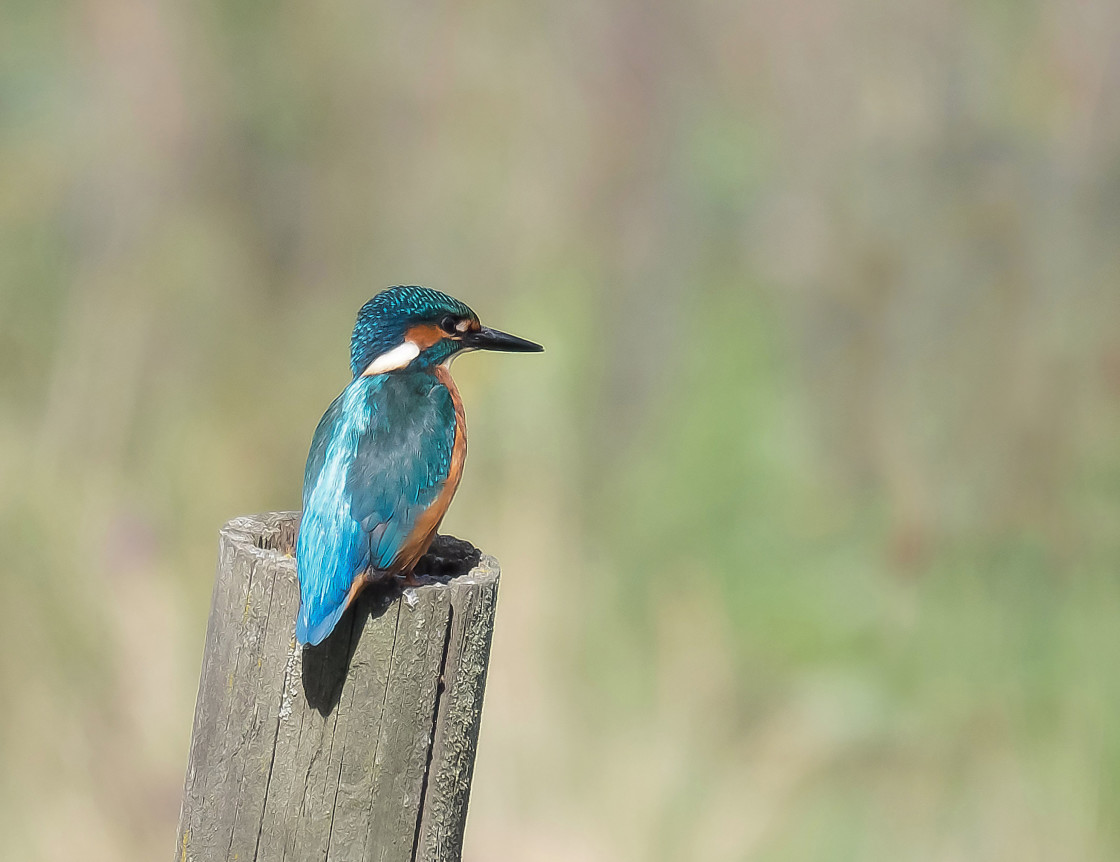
top-left (175, 512), bottom-right (499, 862)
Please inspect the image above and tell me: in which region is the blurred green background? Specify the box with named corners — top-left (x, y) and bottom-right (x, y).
top-left (2, 1), bottom-right (1120, 860)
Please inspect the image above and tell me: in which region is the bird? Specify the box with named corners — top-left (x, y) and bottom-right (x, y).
top-left (295, 286), bottom-right (543, 646)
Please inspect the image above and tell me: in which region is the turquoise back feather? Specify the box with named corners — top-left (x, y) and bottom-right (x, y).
top-left (295, 371), bottom-right (457, 645)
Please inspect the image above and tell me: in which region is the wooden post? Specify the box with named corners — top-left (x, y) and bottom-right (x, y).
top-left (175, 512), bottom-right (499, 862)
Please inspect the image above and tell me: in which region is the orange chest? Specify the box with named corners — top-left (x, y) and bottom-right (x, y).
top-left (434, 364), bottom-right (468, 497)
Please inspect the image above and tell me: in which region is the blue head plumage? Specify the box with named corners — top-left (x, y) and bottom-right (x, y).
top-left (295, 285), bottom-right (543, 646)
top-left (350, 286), bottom-right (477, 376)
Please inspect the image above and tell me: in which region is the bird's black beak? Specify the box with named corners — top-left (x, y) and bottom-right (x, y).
top-left (463, 326), bottom-right (544, 353)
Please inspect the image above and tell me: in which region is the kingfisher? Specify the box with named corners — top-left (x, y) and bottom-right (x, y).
top-left (295, 286), bottom-right (543, 646)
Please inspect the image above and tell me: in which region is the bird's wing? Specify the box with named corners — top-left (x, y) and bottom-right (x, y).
top-left (295, 374), bottom-right (456, 645)
top-left (345, 373), bottom-right (457, 570)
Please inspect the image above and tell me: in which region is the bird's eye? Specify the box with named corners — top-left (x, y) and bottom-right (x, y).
top-left (439, 315), bottom-right (459, 334)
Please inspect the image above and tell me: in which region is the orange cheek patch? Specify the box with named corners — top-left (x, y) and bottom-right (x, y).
top-left (405, 324), bottom-right (445, 350)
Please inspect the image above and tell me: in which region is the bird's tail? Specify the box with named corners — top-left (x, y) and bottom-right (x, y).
top-left (295, 503), bottom-right (367, 646)
top-left (296, 598), bottom-right (347, 647)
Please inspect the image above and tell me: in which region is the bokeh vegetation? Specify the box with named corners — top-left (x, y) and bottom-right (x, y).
top-left (2, 1), bottom-right (1119, 860)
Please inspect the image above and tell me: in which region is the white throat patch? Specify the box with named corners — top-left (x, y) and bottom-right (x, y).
top-left (362, 340), bottom-right (421, 376)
